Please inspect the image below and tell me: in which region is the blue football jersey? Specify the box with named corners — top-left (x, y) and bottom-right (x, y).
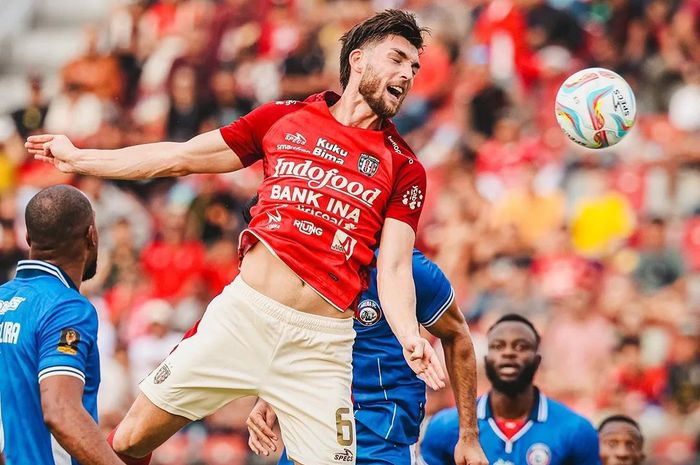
top-left (352, 249), bottom-right (454, 445)
top-left (419, 390), bottom-right (601, 465)
top-left (0, 260), bottom-right (101, 465)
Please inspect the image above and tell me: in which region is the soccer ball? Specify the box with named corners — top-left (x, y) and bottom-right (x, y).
top-left (555, 67), bottom-right (636, 149)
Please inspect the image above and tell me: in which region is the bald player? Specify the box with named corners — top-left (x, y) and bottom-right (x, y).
top-left (598, 415), bottom-right (645, 465)
top-left (0, 185), bottom-right (123, 465)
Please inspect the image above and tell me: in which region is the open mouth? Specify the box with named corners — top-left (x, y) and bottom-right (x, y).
top-left (387, 85), bottom-right (404, 100)
top-left (497, 364), bottom-right (521, 376)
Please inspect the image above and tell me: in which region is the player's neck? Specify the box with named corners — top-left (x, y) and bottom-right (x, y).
top-left (490, 385), bottom-right (536, 420)
top-left (28, 251), bottom-right (84, 290)
top-left (330, 91), bottom-right (384, 130)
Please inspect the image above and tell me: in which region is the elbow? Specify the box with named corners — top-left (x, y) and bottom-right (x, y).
top-left (171, 143), bottom-right (193, 176)
top-left (43, 405), bottom-right (65, 434)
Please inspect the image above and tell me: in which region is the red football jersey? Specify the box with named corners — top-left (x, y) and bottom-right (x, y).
top-left (220, 91), bottom-right (426, 311)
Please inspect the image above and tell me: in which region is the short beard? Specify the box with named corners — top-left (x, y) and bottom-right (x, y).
top-left (358, 65), bottom-right (399, 119)
top-left (82, 256), bottom-right (97, 281)
top-left (485, 359), bottom-right (538, 397)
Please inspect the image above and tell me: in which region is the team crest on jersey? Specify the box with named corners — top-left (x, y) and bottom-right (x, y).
top-left (358, 154), bottom-right (380, 177)
top-left (356, 299), bottom-right (382, 326)
top-left (527, 443), bottom-right (551, 465)
top-left (153, 364), bottom-right (171, 384)
top-left (57, 328), bottom-right (81, 355)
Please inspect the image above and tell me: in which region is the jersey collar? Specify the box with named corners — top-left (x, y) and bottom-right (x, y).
top-left (477, 387), bottom-right (549, 423)
top-left (14, 260), bottom-right (78, 291)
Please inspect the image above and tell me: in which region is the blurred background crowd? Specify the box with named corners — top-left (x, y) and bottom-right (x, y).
top-left (1, 0), bottom-right (699, 463)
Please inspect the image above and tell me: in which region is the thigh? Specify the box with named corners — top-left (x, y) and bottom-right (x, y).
top-left (264, 324), bottom-right (355, 465)
top-left (355, 422), bottom-right (414, 465)
top-left (140, 284), bottom-right (273, 420)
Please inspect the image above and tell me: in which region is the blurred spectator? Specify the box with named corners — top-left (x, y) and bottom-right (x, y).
top-left (44, 83), bottom-right (103, 143)
top-left (127, 299), bottom-right (182, 395)
top-left (61, 25), bottom-right (124, 103)
top-left (206, 63), bottom-right (254, 128)
top-left (666, 324), bottom-right (700, 414)
top-left (11, 76), bottom-right (48, 139)
top-left (166, 65), bottom-right (213, 141)
top-left (633, 217), bottom-right (686, 293)
top-left (279, 29), bottom-right (328, 101)
top-left (141, 206), bottom-right (205, 301)
top-left (0, 220), bottom-right (25, 283)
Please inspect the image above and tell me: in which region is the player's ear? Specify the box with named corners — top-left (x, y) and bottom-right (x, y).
top-left (349, 48), bottom-right (366, 75)
top-left (533, 354), bottom-right (542, 371)
top-left (86, 224), bottom-right (97, 250)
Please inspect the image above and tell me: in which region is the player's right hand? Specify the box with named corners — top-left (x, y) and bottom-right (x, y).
top-left (246, 398), bottom-right (279, 456)
top-left (25, 134), bottom-right (80, 173)
top-left (402, 336), bottom-right (446, 391)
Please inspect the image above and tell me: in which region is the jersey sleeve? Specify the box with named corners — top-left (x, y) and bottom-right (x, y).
top-left (219, 101), bottom-right (301, 167)
top-left (414, 252), bottom-right (455, 327)
top-left (386, 159), bottom-right (427, 233)
top-left (418, 409), bottom-right (458, 465)
top-left (567, 418), bottom-right (602, 465)
top-left (36, 298), bottom-right (98, 384)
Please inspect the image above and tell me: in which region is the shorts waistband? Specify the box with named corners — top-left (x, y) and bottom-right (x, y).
top-left (230, 276), bottom-right (354, 334)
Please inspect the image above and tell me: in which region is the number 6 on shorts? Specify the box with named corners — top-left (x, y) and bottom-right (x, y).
top-left (335, 407), bottom-right (354, 446)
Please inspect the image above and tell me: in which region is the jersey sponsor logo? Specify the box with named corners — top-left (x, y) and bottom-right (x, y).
top-left (0, 297), bottom-right (26, 315)
top-left (271, 159), bottom-right (382, 206)
top-left (293, 219), bottom-right (323, 236)
top-left (153, 363), bottom-right (171, 384)
top-left (277, 143), bottom-right (311, 154)
top-left (387, 135), bottom-right (414, 164)
top-left (333, 448), bottom-right (354, 462)
top-left (285, 132), bottom-right (307, 145)
top-left (0, 322), bottom-right (21, 344)
top-left (527, 443), bottom-right (551, 465)
top-left (315, 137), bottom-right (348, 157)
top-left (358, 154), bottom-right (379, 177)
top-left (57, 328), bottom-right (80, 355)
top-left (331, 230), bottom-right (357, 259)
top-left (402, 185), bottom-right (424, 210)
top-left (275, 99), bottom-right (299, 106)
top-left (265, 208), bottom-right (283, 231)
top-left (355, 299), bottom-right (382, 326)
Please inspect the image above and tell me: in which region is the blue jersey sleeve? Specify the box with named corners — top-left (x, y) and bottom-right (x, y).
top-left (566, 418), bottom-right (602, 465)
top-left (413, 251), bottom-right (454, 327)
top-left (37, 298), bottom-right (97, 383)
top-left (418, 408), bottom-right (458, 465)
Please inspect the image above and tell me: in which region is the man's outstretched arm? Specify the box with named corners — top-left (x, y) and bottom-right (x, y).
top-left (40, 375), bottom-right (125, 465)
top-left (426, 302), bottom-right (487, 465)
top-left (377, 219), bottom-right (445, 391)
top-left (26, 130), bottom-right (242, 179)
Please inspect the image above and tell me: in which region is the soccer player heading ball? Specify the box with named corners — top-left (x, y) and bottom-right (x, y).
top-left (27, 9), bottom-right (446, 465)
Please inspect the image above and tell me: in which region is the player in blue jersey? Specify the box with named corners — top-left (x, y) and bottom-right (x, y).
top-left (0, 185), bottom-right (123, 465)
top-left (419, 313), bottom-right (601, 465)
top-left (598, 415), bottom-right (645, 465)
top-left (245, 242), bottom-right (488, 465)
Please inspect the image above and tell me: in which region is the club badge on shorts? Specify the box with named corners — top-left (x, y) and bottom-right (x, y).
top-left (527, 443), bottom-right (552, 465)
top-left (358, 154), bottom-right (379, 177)
top-left (57, 328), bottom-right (80, 355)
top-left (153, 364), bottom-right (172, 384)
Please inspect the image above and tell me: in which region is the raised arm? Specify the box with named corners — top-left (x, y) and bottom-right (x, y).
top-left (25, 129), bottom-right (242, 180)
top-left (40, 376), bottom-right (124, 465)
top-left (377, 218), bottom-right (445, 390)
top-left (425, 301), bottom-right (487, 465)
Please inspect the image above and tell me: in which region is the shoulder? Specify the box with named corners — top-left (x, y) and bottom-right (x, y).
top-left (546, 397), bottom-right (598, 436)
top-left (412, 250), bottom-right (449, 286)
top-left (384, 125), bottom-right (419, 162)
top-left (427, 407), bottom-right (459, 431)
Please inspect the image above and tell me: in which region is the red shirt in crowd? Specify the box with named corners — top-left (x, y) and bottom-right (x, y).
top-left (220, 91), bottom-right (426, 311)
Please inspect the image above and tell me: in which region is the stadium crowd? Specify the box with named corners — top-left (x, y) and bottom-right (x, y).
top-left (1, 0), bottom-right (699, 463)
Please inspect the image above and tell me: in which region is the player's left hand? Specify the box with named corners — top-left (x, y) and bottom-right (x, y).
top-left (401, 336), bottom-right (446, 390)
top-left (454, 433), bottom-right (489, 465)
top-left (246, 398), bottom-right (279, 456)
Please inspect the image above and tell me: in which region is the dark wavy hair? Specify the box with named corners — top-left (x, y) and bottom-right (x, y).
top-left (338, 10), bottom-right (428, 89)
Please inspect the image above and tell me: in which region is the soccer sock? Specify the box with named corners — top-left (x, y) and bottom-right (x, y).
top-left (106, 429), bottom-right (153, 465)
